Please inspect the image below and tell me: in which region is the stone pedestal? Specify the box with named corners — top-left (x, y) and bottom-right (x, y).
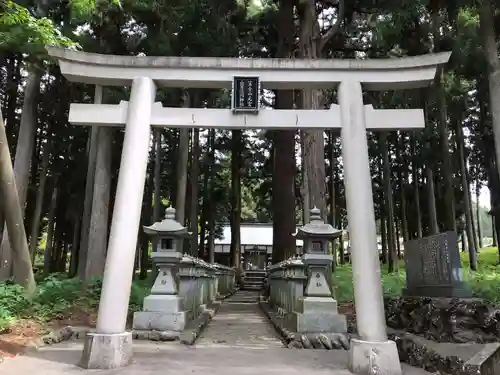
top-left (287, 296), bottom-right (347, 333)
top-left (133, 252), bottom-right (188, 332)
top-left (133, 294), bottom-right (187, 331)
top-left (348, 338), bottom-right (402, 375)
top-left (286, 259), bottom-right (346, 334)
top-left (79, 332), bottom-right (133, 369)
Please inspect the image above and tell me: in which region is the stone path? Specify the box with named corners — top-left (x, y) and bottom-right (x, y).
top-left (0, 290), bottom-right (431, 375)
top-left (196, 290), bottom-right (283, 349)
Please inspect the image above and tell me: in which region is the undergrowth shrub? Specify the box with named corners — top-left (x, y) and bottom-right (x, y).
top-left (334, 246), bottom-right (500, 305)
top-left (0, 275), bottom-right (150, 331)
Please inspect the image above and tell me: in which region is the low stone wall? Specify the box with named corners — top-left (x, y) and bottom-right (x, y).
top-left (259, 298), bottom-right (350, 350)
top-left (385, 296), bottom-right (500, 343)
top-left (388, 329), bottom-right (500, 375)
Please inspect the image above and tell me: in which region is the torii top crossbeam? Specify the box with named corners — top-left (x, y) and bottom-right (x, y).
top-left (46, 47), bottom-right (451, 91)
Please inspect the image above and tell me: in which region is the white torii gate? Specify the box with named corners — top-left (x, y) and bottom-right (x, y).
top-left (47, 46), bottom-right (450, 374)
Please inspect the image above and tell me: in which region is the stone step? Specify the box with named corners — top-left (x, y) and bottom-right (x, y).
top-left (242, 280), bottom-right (264, 286)
top-left (243, 275), bottom-right (266, 280)
top-left (243, 271), bottom-right (267, 277)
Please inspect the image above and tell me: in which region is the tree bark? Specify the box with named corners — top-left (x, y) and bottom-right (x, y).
top-left (271, 0), bottom-right (296, 263)
top-left (411, 135), bottom-right (423, 238)
top-left (297, 0), bottom-right (343, 222)
top-left (77, 85), bottom-right (103, 279)
top-left (381, 132), bottom-right (398, 272)
top-left (0, 70), bottom-right (41, 280)
top-left (43, 180), bottom-right (58, 275)
top-left (399, 133), bottom-right (409, 243)
top-left (84, 126), bottom-right (113, 281)
top-left (189, 128), bottom-right (201, 256)
top-left (153, 128), bottom-right (162, 252)
top-left (479, 0), bottom-right (500, 207)
top-left (230, 129), bottom-right (242, 268)
top-left (476, 181), bottom-right (483, 249)
top-left (0, 111), bottom-right (35, 292)
top-left (69, 212), bottom-right (81, 277)
top-left (139, 155), bottom-right (154, 280)
top-left (456, 117), bottom-right (477, 269)
top-left (206, 129), bottom-right (216, 263)
top-left (175, 92), bottom-right (191, 227)
top-left (426, 168), bottom-right (439, 235)
top-left (28, 136), bottom-right (51, 261)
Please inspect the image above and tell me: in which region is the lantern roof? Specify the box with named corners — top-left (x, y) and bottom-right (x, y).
top-left (295, 207), bottom-right (343, 239)
top-left (143, 207), bottom-right (191, 237)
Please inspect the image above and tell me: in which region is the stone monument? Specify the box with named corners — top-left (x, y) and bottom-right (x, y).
top-left (403, 231), bottom-right (471, 298)
top-left (287, 207), bottom-right (347, 333)
top-left (133, 207), bottom-right (192, 332)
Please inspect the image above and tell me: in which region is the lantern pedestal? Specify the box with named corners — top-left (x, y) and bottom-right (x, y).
top-left (133, 249), bottom-right (188, 332)
top-left (287, 260), bottom-right (346, 333)
top-left (289, 208), bottom-right (347, 334)
top-left (133, 310), bottom-right (187, 332)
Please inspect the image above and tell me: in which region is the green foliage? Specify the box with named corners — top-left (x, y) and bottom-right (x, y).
top-left (334, 247), bottom-right (500, 305)
top-left (0, 1), bottom-right (78, 54)
top-left (0, 275), bottom-right (150, 331)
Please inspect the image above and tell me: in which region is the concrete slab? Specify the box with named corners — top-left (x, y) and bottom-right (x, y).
top-left (0, 291), bottom-right (430, 375)
top-left (0, 341), bottom-right (431, 375)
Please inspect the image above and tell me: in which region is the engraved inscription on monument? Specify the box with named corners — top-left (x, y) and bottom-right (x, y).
top-left (403, 231), bottom-right (471, 298)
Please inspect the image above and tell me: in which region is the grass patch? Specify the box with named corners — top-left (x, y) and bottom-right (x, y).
top-left (0, 274), bottom-right (151, 331)
top-left (334, 246), bottom-right (500, 304)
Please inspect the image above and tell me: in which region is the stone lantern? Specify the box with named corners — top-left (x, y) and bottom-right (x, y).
top-left (133, 207), bottom-right (191, 333)
top-left (290, 207), bottom-right (346, 333)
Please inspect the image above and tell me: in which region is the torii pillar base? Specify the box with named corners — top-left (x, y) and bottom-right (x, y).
top-left (348, 339), bottom-right (402, 375)
top-left (79, 332), bottom-right (133, 369)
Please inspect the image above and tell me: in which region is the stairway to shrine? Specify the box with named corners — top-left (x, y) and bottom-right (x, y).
top-left (195, 290), bottom-right (283, 349)
top-left (240, 270), bottom-right (266, 290)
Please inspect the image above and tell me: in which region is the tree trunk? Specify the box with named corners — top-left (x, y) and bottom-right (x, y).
top-left (381, 132), bottom-right (398, 272)
top-left (300, 131), bottom-right (310, 224)
top-left (0, 112), bottom-right (35, 292)
top-left (335, 167), bottom-right (345, 264)
top-left (492, 216), bottom-right (497, 247)
top-left (399, 134), bottom-right (409, 243)
top-left (426, 168), bottom-right (439, 235)
top-left (395, 215), bottom-right (401, 259)
top-left (175, 92), bottom-right (190, 227)
top-left (456, 117), bottom-right (478, 270)
top-left (436, 74), bottom-right (456, 232)
top-left (230, 129), bottom-right (242, 268)
top-left (271, 0), bottom-right (296, 263)
top-left (69, 212), bottom-right (81, 277)
top-left (206, 129), bottom-right (216, 263)
top-left (189, 128), bottom-right (201, 256)
top-left (139, 155), bottom-right (154, 280)
top-left (28, 136), bottom-right (51, 261)
top-left (44, 180), bottom-right (58, 275)
top-left (0, 70), bottom-right (41, 280)
top-left (380, 214), bottom-right (388, 264)
top-left (152, 129), bottom-right (162, 252)
top-left (297, 0), bottom-right (342, 222)
top-left (479, 0), bottom-right (500, 204)
top-left (77, 85), bottom-right (103, 279)
top-left (84, 126), bottom-right (112, 281)
top-left (411, 135), bottom-right (423, 238)
top-left (476, 181), bottom-right (483, 249)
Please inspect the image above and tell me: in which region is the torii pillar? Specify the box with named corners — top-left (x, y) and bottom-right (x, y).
top-left (340, 81), bottom-right (400, 374)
